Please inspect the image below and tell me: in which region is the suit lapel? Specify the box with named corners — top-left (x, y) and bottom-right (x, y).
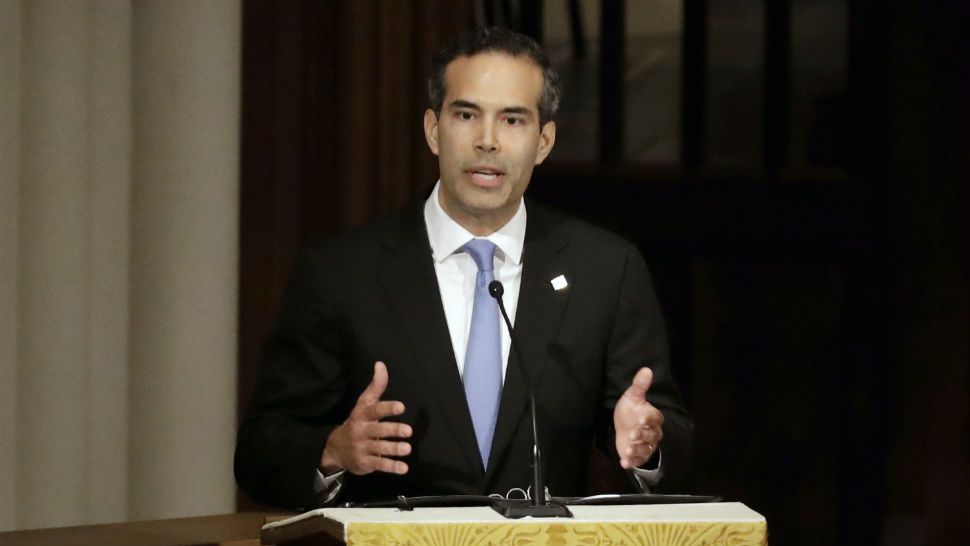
top-left (377, 208), bottom-right (483, 477)
top-left (485, 207), bottom-right (571, 486)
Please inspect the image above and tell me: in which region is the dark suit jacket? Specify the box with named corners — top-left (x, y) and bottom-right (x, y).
top-left (234, 199), bottom-right (693, 511)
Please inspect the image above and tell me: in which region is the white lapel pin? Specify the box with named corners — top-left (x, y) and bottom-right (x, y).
top-left (550, 274), bottom-right (568, 291)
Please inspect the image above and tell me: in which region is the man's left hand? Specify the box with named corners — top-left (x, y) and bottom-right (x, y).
top-left (614, 367), bottom-right (664, 469)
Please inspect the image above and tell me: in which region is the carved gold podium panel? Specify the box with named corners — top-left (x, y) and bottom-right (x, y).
top-left (262, 502), bottom-right (767, 546)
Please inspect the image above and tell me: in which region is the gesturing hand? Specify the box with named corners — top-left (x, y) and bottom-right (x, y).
top-left (613, 367), bottom-right (664, 469)
top-left (320, 361), bottom-right (412, 476)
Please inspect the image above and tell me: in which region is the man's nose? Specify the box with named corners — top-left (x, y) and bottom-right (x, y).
top-left (474, 120), bottom-right (499, 153)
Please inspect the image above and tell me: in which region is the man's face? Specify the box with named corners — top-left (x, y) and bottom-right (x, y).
top-left (424, 52), bottom-right (556, 235)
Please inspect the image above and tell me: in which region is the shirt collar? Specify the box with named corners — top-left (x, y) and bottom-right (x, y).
top-left (423, 181), bottom-right (526, 266)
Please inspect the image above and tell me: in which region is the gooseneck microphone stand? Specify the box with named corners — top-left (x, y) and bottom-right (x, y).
top-left (488, 281), bottom-right (572, 518)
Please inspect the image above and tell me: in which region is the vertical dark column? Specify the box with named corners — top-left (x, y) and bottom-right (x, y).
top-left (483, 0), bottom-right (497, 26)
top-left (567, 0), bottom-right (586, 60)
top-left (500, 0), bottom-right (514, 26)
top-left (599, 0), bottom-right (625, 164)
top-left (239, 0), bottom-right (319, 424)
top-left (303, 0), bottom-right (341, 239)
top-left (519, 0), bottom-right (543, 42)
top-left (681, 0), bottom-right (706, 170)
top-left (677, 21), bottom-right (718, 462)
top-left (840, 0), bottom-right (892, 543)
top-left (764, 0), bottom-right (791, 174)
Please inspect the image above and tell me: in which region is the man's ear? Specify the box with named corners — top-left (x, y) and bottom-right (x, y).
top-left (423, 109), bottom-right (440, 155)
top-left (534, 121), bottom-right (557, 165)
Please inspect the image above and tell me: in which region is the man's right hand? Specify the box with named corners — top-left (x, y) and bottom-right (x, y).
top-left (320, 361), bottom-right (412, 476)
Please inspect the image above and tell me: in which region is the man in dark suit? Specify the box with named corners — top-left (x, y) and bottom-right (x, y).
top-left (235, 27), bottom-right (692, 511)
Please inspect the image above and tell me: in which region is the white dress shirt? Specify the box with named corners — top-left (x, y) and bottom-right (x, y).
top-left (423, 182), bottom-right (525, 381)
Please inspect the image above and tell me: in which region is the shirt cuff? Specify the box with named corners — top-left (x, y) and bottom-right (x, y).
top-left (313, 468), bottom-right (346, 505)
top-left (630, 448), bottom-right (663, 492)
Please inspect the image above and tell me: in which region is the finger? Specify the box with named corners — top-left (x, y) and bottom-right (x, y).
top-left (620, 442), bottom-right (657, 469)
top-left (616, 422), bottom-right (661, 467)
top-left (365, 421), bottom-right (413, 440)
top-left (369, 439), bottom-right (412, 458)
top-left (621, 367), bottom-right (654, 402)
top-left (362, 400), bottom-right (406, 421)
top-left (366, 455), bottom-right (409, 475)
top-left (358, 361), bottom-right (389, 405)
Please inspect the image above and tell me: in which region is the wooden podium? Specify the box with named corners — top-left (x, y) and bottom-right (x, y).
top-left (0, 512), bottom-right (271, 546)
top-left (261, 503), bottom-right (767, 546)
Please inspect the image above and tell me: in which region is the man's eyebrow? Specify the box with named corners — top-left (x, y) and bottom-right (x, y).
top-left (500, 106), bottom-right (533, 116)
top-left (448, 99), bottom-right (481, 110)
top-left (446, 100), bottom-right (535, 117)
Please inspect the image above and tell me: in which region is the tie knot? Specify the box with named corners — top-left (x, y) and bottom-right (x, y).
top-left (462, 239), bottom-right (496, 272)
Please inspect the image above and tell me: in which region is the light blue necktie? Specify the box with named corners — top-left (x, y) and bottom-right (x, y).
top-left (461, 239), bottom-right (502, 469)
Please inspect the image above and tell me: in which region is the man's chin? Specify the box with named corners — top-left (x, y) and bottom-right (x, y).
top-left (455, 186), bottom-right (509, 209)
top-left (464, 195), bottom-right (514, 216)
top-left (441, 183), bottom-right (520, 222)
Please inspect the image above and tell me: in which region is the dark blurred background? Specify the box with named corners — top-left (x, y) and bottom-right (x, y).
top-left (237, 1), bottom-right (969, 545)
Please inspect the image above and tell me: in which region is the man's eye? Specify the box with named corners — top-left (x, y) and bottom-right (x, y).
top-left (505, 117), bottom-right (523, 126)
top-left (458, 112), bottom-right (474, 120)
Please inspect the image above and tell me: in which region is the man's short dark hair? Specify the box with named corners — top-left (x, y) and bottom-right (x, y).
top-left (428, 27), bottom-right (561, 126)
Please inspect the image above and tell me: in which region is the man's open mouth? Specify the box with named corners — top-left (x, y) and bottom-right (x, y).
top-left (467, 166), bottom-right (505, 185)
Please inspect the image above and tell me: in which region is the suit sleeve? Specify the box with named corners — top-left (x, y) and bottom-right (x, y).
top-left (598, 243), bottom-right (694, 492)
top-left (234, 251), bottom-right (353, 511)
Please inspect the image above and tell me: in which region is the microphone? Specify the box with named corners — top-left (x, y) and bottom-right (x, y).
top-left (488, 280), bottom-right (572, 518)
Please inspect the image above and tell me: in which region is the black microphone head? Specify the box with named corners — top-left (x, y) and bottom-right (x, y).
top-left (488, 280), bottom-right (504, 299)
